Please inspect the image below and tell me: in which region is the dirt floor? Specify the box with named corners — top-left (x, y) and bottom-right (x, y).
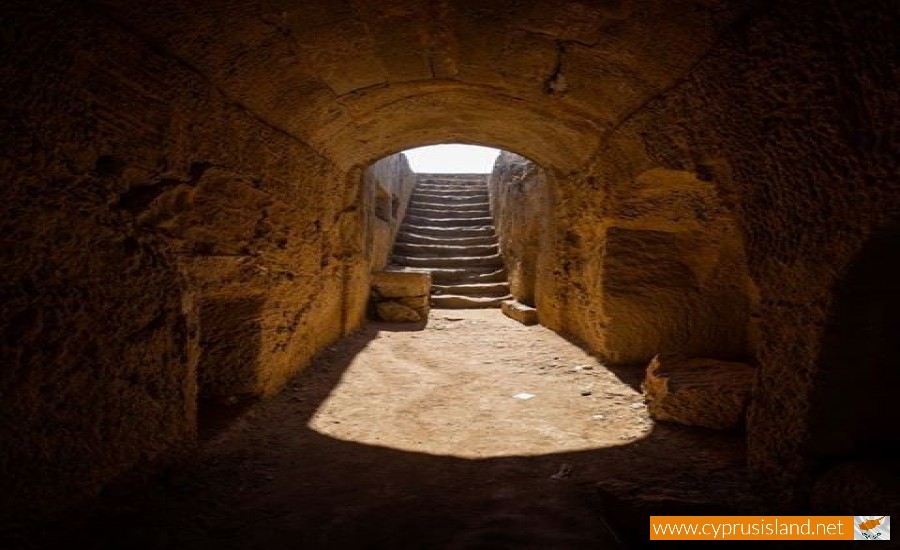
top-left (18, 310), bottom-right (759, 549)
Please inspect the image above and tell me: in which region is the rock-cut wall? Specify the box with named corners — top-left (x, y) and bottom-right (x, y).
top-left (487, 152), bottom-right (551, 307)
top-left (528, 0), bottom-right (898, 507)
top-left (364, 154), bottom-right (418, 271)
top-left (488, 155), bottom-right (757, 365)
top-left (1, 1), bottom-right (372, 522)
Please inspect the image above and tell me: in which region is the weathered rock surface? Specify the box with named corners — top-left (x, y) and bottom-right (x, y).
top-left (371, 270), bottom-right (431, 320)
top-left (371, 271), bottom-right (431, 299)
top-left (810, 460), bottom-right (900, 515)
top-left (489, 152), bottom-right (550, 308)
top-left (365, 155), bottom-right (418, 271)
top-left (644, 355), bottom-right (755, 431)
top-left (3, 0), bottom-right (896, 523)
top-left (501, 300), bottom-right (539, 326)
top-left (376, 301), bottom-right (421, 323)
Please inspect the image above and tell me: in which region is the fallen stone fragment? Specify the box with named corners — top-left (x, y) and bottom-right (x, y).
top-left (501, 300), bottom-right (539, 325)
top-left (643, 355), bottom-right (755, 431)
top-left (394, 295), bottom-right (430, 318)
top-left (376, 301), bottom-right (421, 322)
top-left (371, 270), bottom-right (431, 299)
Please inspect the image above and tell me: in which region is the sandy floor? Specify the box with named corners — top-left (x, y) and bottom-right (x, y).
top-left (308, 310), bottom-right (652, 458)
top-left (25, 309), bottom-right (756, 549)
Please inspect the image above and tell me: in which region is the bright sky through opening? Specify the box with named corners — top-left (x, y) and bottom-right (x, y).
top-left (402, 144), bottom-right (500, 173)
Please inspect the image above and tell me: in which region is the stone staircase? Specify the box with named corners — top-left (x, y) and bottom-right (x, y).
top-left (391, 175), bottom-right (512, 308)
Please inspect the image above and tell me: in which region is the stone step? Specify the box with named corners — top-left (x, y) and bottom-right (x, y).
top-left (432, 282), bottom-right (510, 296)
top-left (421, 267), bottom-right (508, 284)
top-left (415, 192), bottom-right (486, 199)
top-left (409, 198), bottom-right (490, 209)
top-left (394, 242), bottom-right (498, 257)
top-left (418, 177), bottom-right (485, 182)
top-left (414, 187), bottom-right (488, 195)
top-left (389, 175), bottom-right (508, 309)
top-left (416, 179), bottom-right (486, 186)
top-left (416, 182), bottom-right (488, 187)
top-left (413, 184), bottom-right (488, 195)
top-left (404, 215), bottom-right (494, 228)
top-left (413, 193), bottom-right (489, 203)
top-left (501, 300), bottom-right (539, 325)
top-left (431, 294), bottom-right (513, 309)
top-left (407, 207), bottom-right (491, 219)
top-left (396, 232), bottom-right (498, 246)
top-left (392, 253), bottom-right (504, 269)
top-left (400, 224), bottom-right (496, 238)
top-left (416, 187), bottom-right (487, 194)
top-left (409, 200), bottom-right (491, 211)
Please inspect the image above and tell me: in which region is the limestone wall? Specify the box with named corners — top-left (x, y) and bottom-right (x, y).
top-left (490, 156), bottom-right (755, 365)
top-left (1, 2), bottom-right (370, 521)
top-left (364, 154), bottom-right (417, 271)
top-left (3, 0), bottom-right (896, 521)
top-left (597, 168), bottom-right (755, 364)
top-left (534, 0), bottom-right (898, 506)
top-left (487, 152), bottom-right (550, 307)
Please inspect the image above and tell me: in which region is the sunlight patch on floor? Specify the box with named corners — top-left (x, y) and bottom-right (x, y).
top-left (307, 310), bottom-right (653, 458)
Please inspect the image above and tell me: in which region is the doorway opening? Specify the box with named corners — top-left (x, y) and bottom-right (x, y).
top-left (403, 144), bottom-right (500, 173)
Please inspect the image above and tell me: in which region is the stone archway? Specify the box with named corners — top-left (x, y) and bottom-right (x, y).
top-left (2, 0), bottom-right (897, 522)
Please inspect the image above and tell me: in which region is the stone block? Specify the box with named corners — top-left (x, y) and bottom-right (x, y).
top-left (810, 460), bottom-right (900, 514)
top-left (395, 295), bottom-right (430, 318)
top-left (371, 270), bottom-right (431, 299)
top-left (501, 300), bottom-right (539, 325)
top-left (643, 355), bottom-right (754, 430)
top-left (376, 301), bottom-right (421, 323)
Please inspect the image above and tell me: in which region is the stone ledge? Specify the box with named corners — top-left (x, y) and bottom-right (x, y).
top-left (501, 300), bottom-right (539, 325)
top-left (371, 270), bottom-right (431, 322)
top-left (643, 355), bottom-right (754, 431)
top-left (371, 270), bottom-right (431, 298)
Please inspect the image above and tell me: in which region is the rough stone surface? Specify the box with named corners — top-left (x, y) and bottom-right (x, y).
top-left (365, 155), bottom-right (418, 270)
top-left (370, 270), bottom-right (431, 320)
top-left (810, 460), bottom-right (900, 515)
top-left (644, 355), bottom-right (755, 431)
top-left (376, 301), bottom-right (422, 323)
top-left (501, 300), bottom-right (539, 326)
top-left (394, 295), bottom-right (430, 314)
top-left (2, 0), bottom-right (897, 522)
top-left (538, 1), bottom-right (899, 505)
top-left (490, 156), bottom-right (757, 365)
top-left (371, 271), bottom-right (432, 299)
top-left (0, 3), bottom-right (409, 519)
top-left (488, 152), bottom-right (550, 308)
top-left (75, 0), bottom-right (748, 173)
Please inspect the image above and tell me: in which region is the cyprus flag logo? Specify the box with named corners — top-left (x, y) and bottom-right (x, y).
top-left (855, 516), bottom-right (890, 540)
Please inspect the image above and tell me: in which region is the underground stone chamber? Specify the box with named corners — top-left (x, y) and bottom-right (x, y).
top-left (2, 0), bottom-right (897, 544)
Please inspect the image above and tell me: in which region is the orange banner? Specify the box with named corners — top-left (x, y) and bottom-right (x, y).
top-left (650, 516), bottom-right (855, 540)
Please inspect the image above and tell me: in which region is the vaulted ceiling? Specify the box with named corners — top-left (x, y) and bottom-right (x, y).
top-left (94, 0), bottom-right (751, 170)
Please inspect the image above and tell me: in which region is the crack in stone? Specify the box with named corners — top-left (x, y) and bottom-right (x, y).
top-left (545, 41), bottom-right (570, 95)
